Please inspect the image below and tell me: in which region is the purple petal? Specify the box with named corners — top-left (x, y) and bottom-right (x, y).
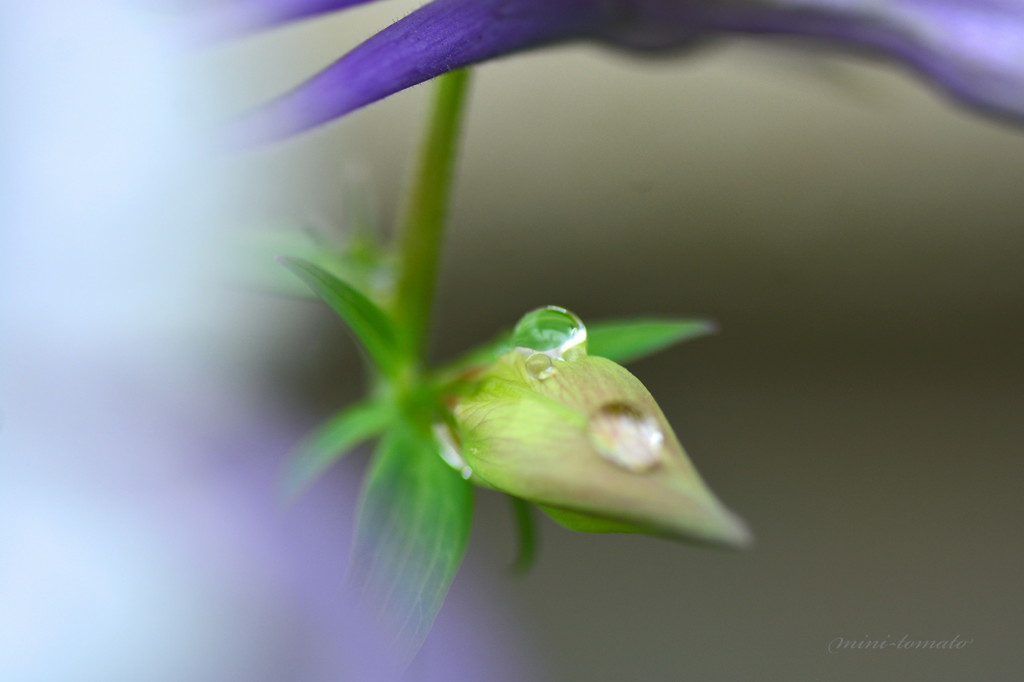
top-left (185, 0), bottom-right (385, 43)
top-left (226, 0), bottom-right (612, 145)
top-left (601, 0), bottom-right (1024, 123)
top-left (230, 0), bottom-right (1024, 145)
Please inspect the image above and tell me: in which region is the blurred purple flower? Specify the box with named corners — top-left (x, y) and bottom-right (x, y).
top-left (3, 3), bottom-right (543, 677)
top-left (215, 0), bottom-right (1024, 144)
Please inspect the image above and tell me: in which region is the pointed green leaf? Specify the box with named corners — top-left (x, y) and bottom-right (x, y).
top-left (349, 419), bottom-right (473, 659)
top-left (587, 318), bottom-right (716, 364)
top-left (278, 256), bottom-right (402, 377)
top-left (282, 399), bottom-right (393, 499)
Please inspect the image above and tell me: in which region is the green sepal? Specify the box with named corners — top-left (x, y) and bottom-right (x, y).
top-left (430, 331), bottom-right (511, 388)
top-left (587, 318), bottom-right (716, 364)
top-left (349, 418), bottom-right (473, 660)
top-left (540, 505), bottom-right (650, 534)
top-left (281, 398), bottom-right (393, 499)
top-left (541, 504), bottom-right (749, 548)
top-left (278, 257), bottom-right (402, 379)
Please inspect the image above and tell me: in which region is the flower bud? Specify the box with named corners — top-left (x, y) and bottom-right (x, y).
top-left (451, 307), bottom-right (751, 548)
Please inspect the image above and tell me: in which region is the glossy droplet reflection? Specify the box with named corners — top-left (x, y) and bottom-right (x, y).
top-left (588, 403), bottom-right (666, 473)
top-left (433, 422), bottom-right (473, 480)
top-left (524, 352), bottom-right (555, 380)
top-left (511, 306), bottom-right (587, 361)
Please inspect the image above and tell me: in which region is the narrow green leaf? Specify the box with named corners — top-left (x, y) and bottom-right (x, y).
top-left (509, 497), bottom-right (538, 575)
top-left (231, 227), bottom-right (322, 299)
top-left (281, 399), bottom-right (393, 499)
top-left (234, 225), bottom-right (391, 301)
top-left (587, 317), bottom-right (717, 364)
top-left (435, 316), bottom-right (714, 386)
top-left (278, 256), bottom-right (402, 377)
top-left (349, 419), bottom-right (473, 660)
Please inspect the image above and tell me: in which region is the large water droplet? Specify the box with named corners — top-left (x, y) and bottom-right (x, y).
top-left (588, 403), bottom-right (666, 473)
top-left (511, 306), bottom-right (587, 362)
top-left (433, 422), bottom-right (473, 480)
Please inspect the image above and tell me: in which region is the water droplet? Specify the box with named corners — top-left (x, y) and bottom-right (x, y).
top-left (433, 422), bottom-right (473, 480)
top-left (524, 352), bottom-right (555, 380)
top-left (588, 403), bottom-right (666, 473)
top-left (511, 306), bottom-right (587, 361)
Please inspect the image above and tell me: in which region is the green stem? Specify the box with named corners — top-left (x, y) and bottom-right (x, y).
top-left (393, 70), bottom-right (472, 369)
top-left (510, 496), bottom-right (538, 575)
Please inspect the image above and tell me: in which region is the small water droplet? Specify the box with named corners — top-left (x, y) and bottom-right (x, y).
top-left (588, 403), bottom-right (666, 473)
top-left (511, 306), bottom-right (587, 361)
top-left (433, 422), bottom-right (473, 480)
top-left (524, 352), bottom-right (555, 380)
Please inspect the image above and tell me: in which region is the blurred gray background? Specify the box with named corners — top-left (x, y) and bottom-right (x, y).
top-left (209, 4), bottom-right (1024, 679)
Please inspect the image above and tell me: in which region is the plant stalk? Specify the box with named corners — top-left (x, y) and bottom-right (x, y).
top-left (392, 70), bottom-right (472, 369)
